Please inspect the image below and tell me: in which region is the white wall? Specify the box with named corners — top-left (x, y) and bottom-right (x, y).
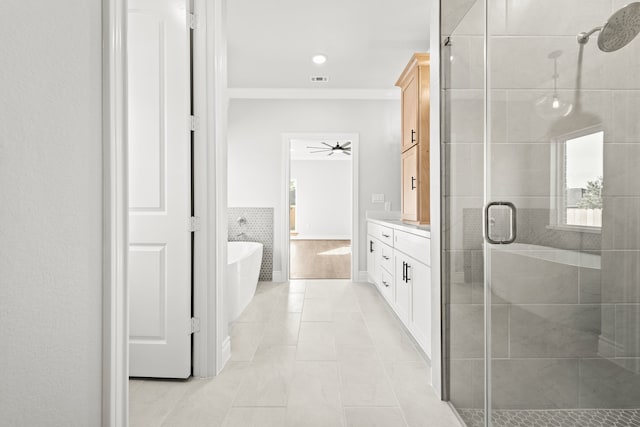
top-left (291, 159), bottom-right (351, 239)
top-left (228, 99), bottom-right (401, 276)
top-left (0, 1), bottom-right (103, 425)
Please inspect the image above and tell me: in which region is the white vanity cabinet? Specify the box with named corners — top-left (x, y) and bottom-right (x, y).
top-left (366, 219), bottom-right (431, 358)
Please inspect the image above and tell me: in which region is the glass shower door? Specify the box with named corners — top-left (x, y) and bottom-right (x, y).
top-left (485, 1), bottom-right (640, 426)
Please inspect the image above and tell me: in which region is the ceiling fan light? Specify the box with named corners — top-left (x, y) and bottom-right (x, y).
top-left (307, 141), bottom-right (352, 157)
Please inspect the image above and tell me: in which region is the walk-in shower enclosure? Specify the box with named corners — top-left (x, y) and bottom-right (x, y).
top-left (441, 1), bottom-right (640, 426)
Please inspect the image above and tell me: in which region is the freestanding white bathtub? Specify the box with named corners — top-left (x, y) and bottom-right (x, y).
top-left (227, 241), bottom-right (263, 323)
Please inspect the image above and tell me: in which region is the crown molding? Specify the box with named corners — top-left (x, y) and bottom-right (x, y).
top-left (227, 88), bottom-right (400, 100)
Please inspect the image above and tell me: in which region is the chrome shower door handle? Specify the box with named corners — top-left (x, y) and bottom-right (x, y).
top-left (484, 201), bottom-right (517, 245)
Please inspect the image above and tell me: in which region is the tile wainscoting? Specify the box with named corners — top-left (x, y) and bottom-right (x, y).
top-left (228, 207), bottom-right (274, 281)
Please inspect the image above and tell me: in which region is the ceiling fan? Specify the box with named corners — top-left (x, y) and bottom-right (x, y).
top-left (306, 141), bottom-right (351, 156)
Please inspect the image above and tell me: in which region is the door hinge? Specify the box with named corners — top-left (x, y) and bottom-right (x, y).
top-left (189, 115), bottom-right (199, 131)
top-left (189, 216), bottom-right (200, 232)
top-left (189, 13), bottom-right (198, 30)
top-left (190, 317), bottom-right (200, 334)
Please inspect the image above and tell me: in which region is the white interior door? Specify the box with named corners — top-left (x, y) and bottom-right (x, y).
top-left (128, 0), bottom-right (191, 379)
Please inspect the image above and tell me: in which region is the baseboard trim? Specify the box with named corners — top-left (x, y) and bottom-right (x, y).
top-left (358, 271), bottom-right (369, 283)
top-left (272, 271), bottom-right (284, 282)
top-left (221, 336), bottom-right (231, 369)
top-left (290, 235), bottom-right (352, 241)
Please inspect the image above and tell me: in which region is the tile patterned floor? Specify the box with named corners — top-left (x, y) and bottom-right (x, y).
top-left (458, 408), bottom-right (640, 427)
top-left (130, 280), bottom-right (461, 427)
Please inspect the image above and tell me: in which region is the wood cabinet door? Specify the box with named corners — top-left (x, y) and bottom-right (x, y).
top-left (401, 146), bottom-right (418, 221)
top-left (401, 71), bottom-right (419, 153)
top-left (402, 75), bottom-right (419, 152)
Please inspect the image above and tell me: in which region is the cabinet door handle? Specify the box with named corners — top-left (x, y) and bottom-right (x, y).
top-left (411, 129), bottom-right (416, 143)
top-left (370, 240), bottom-right (374, 253)
top-left (411, 176), bottom-right (416, 190)
top-left (382, 233), bottom-right (390, 238)
top-left (402, 261), bottom-right (406, 282)
top-left (382, 280), bottom-right (390, 288)
top-left (382, 255), bottom-right (390, 260)
top-left (406, 263), bottom-right (411, 282)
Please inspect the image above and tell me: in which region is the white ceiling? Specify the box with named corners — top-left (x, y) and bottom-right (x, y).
top-left (226, 0), bottom-right (431, 90)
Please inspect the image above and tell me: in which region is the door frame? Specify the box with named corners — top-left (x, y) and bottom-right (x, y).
top-left (280, 133), bottom-right (360, 282)
top-left (102, 0), bottom-right (228, 425)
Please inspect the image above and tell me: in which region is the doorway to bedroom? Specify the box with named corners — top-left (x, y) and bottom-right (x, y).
top-left (288, 137), bottom-right (354, 280)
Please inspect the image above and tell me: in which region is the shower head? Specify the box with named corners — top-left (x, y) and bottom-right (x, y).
top-left (577, 2), bottom-right (640, 52)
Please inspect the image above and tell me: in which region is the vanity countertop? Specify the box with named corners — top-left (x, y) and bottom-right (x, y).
top-left (367, 218), bottom-right (431, 238)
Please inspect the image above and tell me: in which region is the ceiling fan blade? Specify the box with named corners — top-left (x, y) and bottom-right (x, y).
top-left (343, 147), bottom-right (351, 151)
top-left (321, 142), bottom-right (333, 148)
top-left (310, 149), bottom-right (331, 153)
top-left (307, 145), bottom-right (327, 149)
top-left (343, 151), bottom-right (351, 155)
top-left (341, 141), bottom-right (351, 148)
top-left (328, 151), bottom-right (334, 156)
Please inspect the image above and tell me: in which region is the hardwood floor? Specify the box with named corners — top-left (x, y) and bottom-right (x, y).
top-left (289, 240), bottom-right (351, 280)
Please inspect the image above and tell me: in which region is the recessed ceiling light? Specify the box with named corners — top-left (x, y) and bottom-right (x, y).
top-left (312, 54), bottom-right (327, 65)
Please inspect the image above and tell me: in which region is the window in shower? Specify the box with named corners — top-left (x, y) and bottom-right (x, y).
top-left (551, 127), bottom-right (604, 229)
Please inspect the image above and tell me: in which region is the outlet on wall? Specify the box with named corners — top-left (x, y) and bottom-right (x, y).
top-left (372, 193), bottom-right (385, 203)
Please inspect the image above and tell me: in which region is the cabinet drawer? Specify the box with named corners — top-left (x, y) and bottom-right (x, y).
top-left (379, 244), bottom-right (394, 274)
top-left (394, 230), bottom-right (430, 266)
top-left (367, 222), bottom-right (394, 246)
top-left (380, 268), bottom-right (393, 304)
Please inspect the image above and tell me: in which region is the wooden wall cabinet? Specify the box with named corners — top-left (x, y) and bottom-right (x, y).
top-left (396, 53), bottom-right (430, 225)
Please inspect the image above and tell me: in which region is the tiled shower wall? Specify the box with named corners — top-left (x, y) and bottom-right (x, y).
top-left (228, 207), bottom-right (273, 281)
top-left (443, 0), bottom-right (640, 413)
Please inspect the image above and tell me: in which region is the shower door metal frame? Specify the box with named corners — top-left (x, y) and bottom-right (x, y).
top-left (482, 0), bottom-right (493, 425)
